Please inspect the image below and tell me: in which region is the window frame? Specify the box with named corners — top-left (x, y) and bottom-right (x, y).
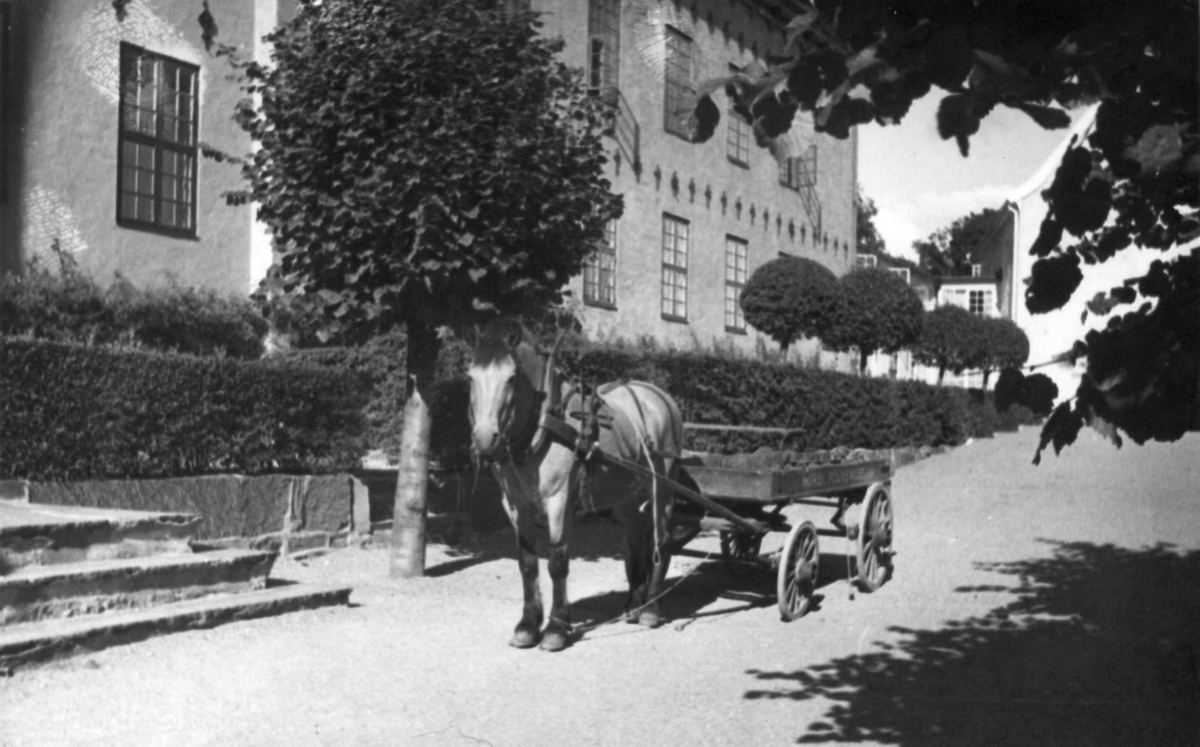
top-left (116, 42), bottom-right (200, 239)
top-left (968, 288), bottom-right (994, 316)
top-left (660, 213), bottom-right (689, 322)
top-left (726, 64), bottom-right (751, 167)
top-left (583, 218), bottom-right (618, 310)
top-left (587, 0), bottom-right (621, 94)
top-left (724, 235), bottom-right (748, 334)
top-left (662, 25), bottom-right (695, 140)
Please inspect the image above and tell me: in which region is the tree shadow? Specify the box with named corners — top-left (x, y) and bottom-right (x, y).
top-left (744, 540), bottom-right (1200, 745)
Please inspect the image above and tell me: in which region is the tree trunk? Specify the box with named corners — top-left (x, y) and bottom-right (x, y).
top-left (390, 321), bottom-right (441, 579)
top-left (937, 365), bottom-right (946, 385)
top-left (859, 349), bottom-right (870, 376)
top-left (982, 368), bottom-right (992, 390)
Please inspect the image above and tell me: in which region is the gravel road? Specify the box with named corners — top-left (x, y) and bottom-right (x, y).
top-left (3, 428), bottom-right (1199, 746)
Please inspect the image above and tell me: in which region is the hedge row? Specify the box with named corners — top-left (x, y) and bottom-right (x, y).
top-left (560, 346), bottom-right (975, 453)
top-left (0, 338), bottom-right (370, 481)
top-left (0, 261), bottom-right (268, 359)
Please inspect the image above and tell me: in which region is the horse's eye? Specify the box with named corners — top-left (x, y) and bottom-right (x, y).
top-left (507, 374), bottom-right (517, 386)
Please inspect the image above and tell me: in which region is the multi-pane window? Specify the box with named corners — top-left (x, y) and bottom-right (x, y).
top-left (663, 26), bottom-right (694, 138)
top-left (725, 236), bottom-right (748, 332)
top-left (661, 214), bottom-right (689, 321)
top-left (584, 219), bottom-right (618, 308)
top-left (118, 43), bottom-right (198, 236)
top-left (588, 0), bottom-right (621, 92)
top-left (856, 254), bottom-right (877, 269)
top-left (970, 263), bottom-right (983, 278)
top-left (968, 289), bottom-right (993, 316)
top-left (727, 65), bottom-right (751, 165)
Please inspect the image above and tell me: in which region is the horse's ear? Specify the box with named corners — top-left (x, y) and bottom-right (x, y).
top-left (503, 319), bottom-right (523, 349)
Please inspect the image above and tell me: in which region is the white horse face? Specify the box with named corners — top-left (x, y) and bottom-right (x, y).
top-left (468, 350), bottom-right (518, 459)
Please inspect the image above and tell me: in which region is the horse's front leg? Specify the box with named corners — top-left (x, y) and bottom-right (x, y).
top-left (502, 495), bottom-right (542, 649)
top-left (540, 485), bottom-right (574, 652)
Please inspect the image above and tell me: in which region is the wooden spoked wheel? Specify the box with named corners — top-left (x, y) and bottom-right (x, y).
top-left (777, 521), bottom-right (819, 621)
top-left (855, 482), bottom-right (894, 592)
top-left (720, 530), bottom-right (763, 561)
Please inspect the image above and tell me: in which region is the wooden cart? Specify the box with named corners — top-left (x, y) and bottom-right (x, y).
top-left (597, 439), bottom-right (895, 621)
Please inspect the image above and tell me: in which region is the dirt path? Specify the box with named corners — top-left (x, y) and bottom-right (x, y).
top-left (3, 428), bottom-right (1199, 746)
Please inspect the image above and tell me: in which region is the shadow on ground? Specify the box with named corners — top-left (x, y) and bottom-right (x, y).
top-left (744, 541), bottom-right (1200, 745)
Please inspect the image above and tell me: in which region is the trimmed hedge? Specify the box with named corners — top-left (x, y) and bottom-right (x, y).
top-left (560, 346), bottom-right (973, 453)
top-left (0, 262), bottom-right (268, 359)
top-left (0, 338), bottom-right (370, 481)
top-left (279, 332), bottom-right (473, 467)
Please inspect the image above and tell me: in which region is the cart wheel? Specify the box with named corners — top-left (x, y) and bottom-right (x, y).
top-left (777, 521), bottom-right (819, 621)
top-left (719, 530), bottom-right (763, 561)
top-left (855, 482), bottom-right (894, 593)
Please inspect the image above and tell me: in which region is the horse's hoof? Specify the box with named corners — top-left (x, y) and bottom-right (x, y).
top-left (539, 631), bottom-right (569, 652)
top-left (509, 628), bottom-right (540, 649)
top-left (638, 610), bottom-right (662, 628)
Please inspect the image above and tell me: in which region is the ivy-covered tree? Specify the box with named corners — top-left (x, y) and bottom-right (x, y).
top-left (679, 0), bottom-right (1196, 459)
top-left (739, 255), bottom-right (841, 356)
top-left (225, 0), bottom-right (620, 577)
top-left (912, 208), bottom-right (1007, 277)
top-left (977, 317), bottom-right (1030, 389)
top-left (912, 305), bottom-right (984, 385)
top-left (826, 267), bottom-right (924, 375)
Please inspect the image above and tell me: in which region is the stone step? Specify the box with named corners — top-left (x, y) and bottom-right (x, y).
top-left (0, 549), bottom-right (277, 626)
top-left (0, 502), bottom-right (199, 572)
top-left (0, 582), bottom-right (353, 671)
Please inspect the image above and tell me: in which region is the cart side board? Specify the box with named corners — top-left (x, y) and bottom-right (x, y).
top-left (681, 460), bottom-right (891, 503)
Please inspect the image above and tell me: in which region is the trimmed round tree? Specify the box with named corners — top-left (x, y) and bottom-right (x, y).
top-left (739, 256), bottom-right (841, 355)
top-left (978, 317), bottom-right (1031, 389)
top-left (913, 305), bottom-right (983, 385)
top-left (826, 267), bottom-right (924, 375)
top-left (230, 0), bottom-right (620, 577)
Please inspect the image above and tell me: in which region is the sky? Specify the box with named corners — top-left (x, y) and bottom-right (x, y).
top-left (857, 93), bottom-right (1092, 261)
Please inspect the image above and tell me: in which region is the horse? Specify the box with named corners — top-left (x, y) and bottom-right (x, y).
top-left (467, 318), bottom-right (684, 652)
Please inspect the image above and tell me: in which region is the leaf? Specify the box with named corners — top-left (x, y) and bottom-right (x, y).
top-left (1033, 400), bottom-right (1084, 465)
top-left (1029, 217), bottom-right (1064, 258)
top-left (1058, 179), bottom-right (1113, 236)
top-left (926, 25), bottom-right (973, 91)
top-left (1125, 123), bottom-right (1185, 175)
top-left (936, 94), bottom-right (982, 156)
top-left (1010, 103), bottom-right (1071, 130)
top-left (1026, 252), bottom-right (1083, 314)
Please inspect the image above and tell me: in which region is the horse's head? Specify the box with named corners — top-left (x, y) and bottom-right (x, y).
top-left (468, 319), bottom-right (534, 460)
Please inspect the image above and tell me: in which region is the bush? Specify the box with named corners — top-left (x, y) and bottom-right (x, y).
top-left (0, 338), bottom-right (369, 481)
top-left (0, 258), bottom-right (268, 359)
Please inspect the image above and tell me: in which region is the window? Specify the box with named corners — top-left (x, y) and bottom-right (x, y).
top-left (726, 65), bottom-right (751, 166)
top-left (887, 267), bottom-right (911, 284)
top-left (725, 236), bottom-right (748, 332)
top-left (663, 26), bottom-right (694, 138)
top-left (971, 263), bottom-right (983, 278)
top-left (968, 288), bottom-right (994, 316)
top-left (117, 43), bottom-right (199, 237)
top-left (588, 0), bottom-right (621, 93)
top-left (583, 219), bottom-right (617, 308)
top-left (661, 214), bottom-right (689, 321)
top-left (856, 254), bottom-right (877, 269)
top-left (779, 144), bottom-right (818, 191)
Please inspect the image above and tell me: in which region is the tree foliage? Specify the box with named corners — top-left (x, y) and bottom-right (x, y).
top-left (826, 267), bottom-right (924, 374)
top-left (677, 0), bottom-right (1197, 457)
top-left (739, 256), bottom-right (841, 354)
top-left (229, 0), bottom-right (619, 335)
top-left (913, 208), bottom-right (1006, 277)
top-left (856, 186), bottom-right (887, 257)
top-left (976, 317), bottom-right (1030, 386)
top-left (912, 305), bottom-right (983, 384)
